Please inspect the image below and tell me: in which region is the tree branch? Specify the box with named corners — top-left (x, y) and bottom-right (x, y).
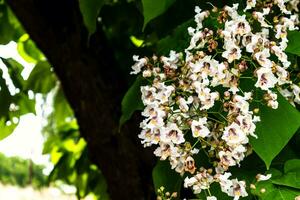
top-left (6, 0), bottom-right (155, 199)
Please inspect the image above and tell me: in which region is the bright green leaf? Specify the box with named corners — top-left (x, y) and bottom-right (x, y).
top-left (284, 159), bottom-right (300, 173)
top-left (79, 0), bottom-right (106, 36)
top-left (17, 34), bottom-right (45, 63)
top-left (0, 117), bottom-right (17, 140)
top-left (286, 31), bottom-right (300, 56)
top-left (272, 159), bottom-right (300, 190)
top-left (142, 0), bottom-right (176, 30)
top-left (251, 168), bottom-right (300, 200)
top-left (250, 93), bottom-right (300, 169)
top-left (130, 36), bottom-right (144, 47)
top-left (272, 172), bottom-right (300, 190)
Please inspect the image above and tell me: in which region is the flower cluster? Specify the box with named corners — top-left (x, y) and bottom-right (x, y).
top-left (131, 1), bottom-right (299, 199)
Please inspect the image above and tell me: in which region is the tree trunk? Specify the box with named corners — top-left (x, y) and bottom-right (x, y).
top-left (6, 0), bottom-right (155, 199)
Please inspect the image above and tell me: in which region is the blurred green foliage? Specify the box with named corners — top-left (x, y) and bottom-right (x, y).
top-left (0, 153), bottom-right (47, 188)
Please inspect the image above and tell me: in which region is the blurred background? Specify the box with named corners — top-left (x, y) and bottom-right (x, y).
top-left (0, 42), bottom-right (102, 200)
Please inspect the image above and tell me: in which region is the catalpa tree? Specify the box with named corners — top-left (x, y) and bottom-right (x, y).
top-left (0, 0), bottom-right (300, 199)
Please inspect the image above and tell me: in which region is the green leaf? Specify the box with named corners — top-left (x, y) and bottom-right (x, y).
top-left (157, 19), bottom-right (193, 55)
top-left (272, 172), bottom-right (300, 190)
top-left (250, 93), bottom-right (300, 169)
top-left (0, 117), bottom-right (17, 140)
top-left (25, 61), bottom-right (57, 94)
top-left (2, 58), bottom-right (24, 90)
top-left (15, 94), bottom-right (36, 115)
top-left (152, 160), bottom-right (182, 195)
top-left (272, 159), bottom-right (300, 189)
top-left (53, 86), bottom-right (74, 127)
top-left (251, 168), bottom-right (300, 200)
top-left (0, 70), bottom-right (12, 119)
top-left (284, 159), bottom-right (300, 173)
top-left (142, 0), bottom-right (176, 30)
top-left (0, 4), bottom-right (24, 44)
top-left (17, 34), bottom-right (45, 63)
top-left (286, 31), bottom-right (300, 56)
top-left (79, 0), bottom-right (106, 36)
top-left (119, 76), bottom-right (145, 127)
top-left (255, 185), bottom-right (299, 200)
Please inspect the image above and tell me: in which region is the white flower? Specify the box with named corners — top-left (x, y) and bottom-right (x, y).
top-left (161, 123), bottom-right (185, 144)
top-left (231, 145), bottom-right (247, 163)
top-left (161, 50), bottom-right (180, 69)
top-left (253, 8), bottom-right (271, 28)
top-left (255, 67), bottom-right (278, 91)
top-left (131, 55), bottom-right (147, 74)
top-left (200, 91), bottom-right (219, 110)
top-left (178, 96), bottom-right (194, 112)
top-left (207, 196), bottom-right (217, 200)
top-left (138, 128), bottom-right (161, 146)
top-left (289, 0), bottom-right (300, 12)
top-left (244, 0), bottom-right (256, 11)
top-left (141, 115), bottom-right (164, 130)
top-left (189, 55), bottom-right (212, 73)
top-left (275, 65), bottom-right (289, 85)
top-left (292, 84), bottom-right (300, 104)
top-left (266, 91), bottom-right (278, 109)
top-left (275, 0), bottom-right (291, 14)
top-left (141, 103), bottom-right (166, 118)
top-left (191, 118), bottom-right (210, 138)
top-left (194, 6), bottom-right (209, 30)
top-left (236, 114), bottom-right (257, 138)
top-left (254, 49), bottom-right (272, 68)
top-left (153, 82), bottom-right (175, 104)
top-left (219, 150), bottom-right (237, 167)
top-left (257, 174), bottom-right (272, 182)
top-left (271, 46), bottom-right (289, 67)
top-left (222, 122), bottom-right (249, 146)
top-left (219, 172), bottom-right (233, 192)
top-left (224, 4), bottom-right (239, 19)
top-left (154, 142), bottom-right (179, 160)
top-left (141, 86), bottom-right (156, 105)
top-left (222, 41), bottom-right (242, 63)
top-left (210, 62), bottom-right (227, 87)
top-left (187, 31), bottom-right (205, 50)
top-left (170, 154), bottom-right (185, 175)
top-left (193, 83), bottom-right (219, 110)
top-left (219, 173), bottom-right (248, 200)
top-left (184, 170), bottom-right (214, 194)
top-left (230, 179), bottom-right (248, 200)
top-left (224, 15), bottom-right (251, 36)
top-left (232, 95), bottom-right (251, 115)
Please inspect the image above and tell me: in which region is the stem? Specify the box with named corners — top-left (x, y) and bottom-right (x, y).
top-left (207, 188), bottom-right (212, 196)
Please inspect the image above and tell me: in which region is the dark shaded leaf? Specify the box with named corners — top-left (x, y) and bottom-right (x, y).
top-left (119, 76), bottom-right (145, 127)
top-left (79, 0), bottom-right (106, 36)
top-left (142, 0), bottom-right (176, 30)
top-left (152, 160), bottom-right (183, 195)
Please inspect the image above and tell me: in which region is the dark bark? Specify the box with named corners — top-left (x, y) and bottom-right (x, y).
top-left (6, 0), bottom-right (155, 199)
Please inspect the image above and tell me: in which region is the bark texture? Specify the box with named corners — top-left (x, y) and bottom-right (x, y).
top-left (6, 0), bottom-right (155, 199)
